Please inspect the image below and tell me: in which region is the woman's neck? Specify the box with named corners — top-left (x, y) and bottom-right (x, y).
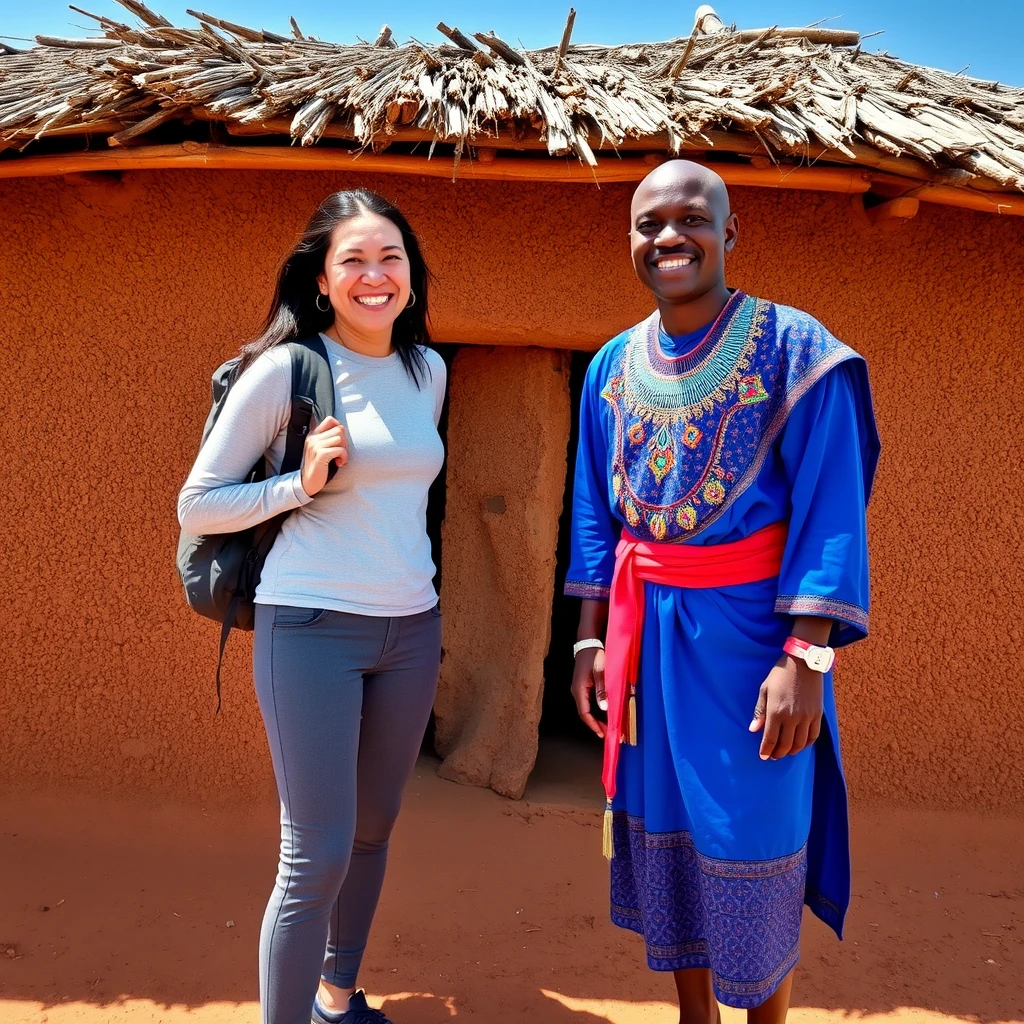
top-left (325, 322), bottom-right (394, 359)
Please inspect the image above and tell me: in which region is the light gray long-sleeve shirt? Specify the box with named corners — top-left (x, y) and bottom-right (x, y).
top-left (177, 335), bottom-right (446, 616)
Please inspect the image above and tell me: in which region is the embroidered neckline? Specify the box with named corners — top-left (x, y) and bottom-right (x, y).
top-left (647, 291), bottom-right (743, 374)
top-left (621, 292), bottom-right (764, 427)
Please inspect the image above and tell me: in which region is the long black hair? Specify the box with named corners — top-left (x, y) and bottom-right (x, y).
top-left (239, 189), bottom-right (432, 383)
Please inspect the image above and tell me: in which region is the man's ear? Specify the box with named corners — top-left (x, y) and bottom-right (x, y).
top-left (724, 212), bottom-right (739, 253)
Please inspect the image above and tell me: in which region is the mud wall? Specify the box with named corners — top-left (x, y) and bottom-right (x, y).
top-left (1, 168), bottom-right (1021, 810)
top-left (434, 347), bottom-right (570, 799)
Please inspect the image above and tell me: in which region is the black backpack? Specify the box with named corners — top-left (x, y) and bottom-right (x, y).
top-left (176, 336), bottom-right (336, 708)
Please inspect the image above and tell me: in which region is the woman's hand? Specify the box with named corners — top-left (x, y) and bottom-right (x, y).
top-left (300, 416), bottom-right (348, 497)
top-left (572, 647), bottom-right (607, 739)
top-left (749, 654), bottom-right (823, 760)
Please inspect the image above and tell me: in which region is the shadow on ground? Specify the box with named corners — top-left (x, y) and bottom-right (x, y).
top-left (0, 748), bottom-right (1020, 1024)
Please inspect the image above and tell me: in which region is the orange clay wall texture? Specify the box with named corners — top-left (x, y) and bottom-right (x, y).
top-left (1, 170), bottom-right (1021, 811)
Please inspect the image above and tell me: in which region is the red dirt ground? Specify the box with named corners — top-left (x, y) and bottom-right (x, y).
top-left (1, 744), bottom-right (1021, 1024)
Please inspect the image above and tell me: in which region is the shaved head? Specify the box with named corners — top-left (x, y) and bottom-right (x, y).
top-left (627, 159), bottom-right (738, 334)
top-left (631, 160), bottom-right (732, 222)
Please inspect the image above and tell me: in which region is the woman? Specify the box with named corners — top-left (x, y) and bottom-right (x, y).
top-left (178, 190), bottom-right (446, 1024)
top-left (567, 160), bottom-right (879, 1023)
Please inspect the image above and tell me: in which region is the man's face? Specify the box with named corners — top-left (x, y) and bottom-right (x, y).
top-left (629, 171), bottom-right (738, 306)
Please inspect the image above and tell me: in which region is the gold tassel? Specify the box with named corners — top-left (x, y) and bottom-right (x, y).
top-left (627, 689), bottom-right (638, 746)
top-left (602, 801), bottom-right (615, 859)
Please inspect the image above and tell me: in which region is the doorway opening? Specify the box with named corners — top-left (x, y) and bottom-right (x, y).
top-left (421, 342), bottom-right (459, 757)
top-left (530, 349), bottom-right (603, 803)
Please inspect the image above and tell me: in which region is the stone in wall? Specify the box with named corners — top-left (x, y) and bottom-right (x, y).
top-left (435, 346), bottom-right (571, 799)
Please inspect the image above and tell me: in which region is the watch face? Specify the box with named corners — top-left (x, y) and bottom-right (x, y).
top-left (806, 647), bottom-right (834, 673)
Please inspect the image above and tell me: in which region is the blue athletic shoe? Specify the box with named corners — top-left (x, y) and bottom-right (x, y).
top-left (311, 990), bottom-right (393, 1024)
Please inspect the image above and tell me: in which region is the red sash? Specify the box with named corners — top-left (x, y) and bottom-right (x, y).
top-left (602, 521), bottom-right (788, 802)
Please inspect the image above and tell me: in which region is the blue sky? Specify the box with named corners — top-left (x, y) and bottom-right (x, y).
top-left (3, 0), bottom-right (1023, 85)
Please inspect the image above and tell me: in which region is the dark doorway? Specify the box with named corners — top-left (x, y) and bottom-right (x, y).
top-left (421, 342), bottom-right (459, 756)
top-left (532, 349), bottom-right (603, 797)
top-left (541, 348), bottom-right (599, 741)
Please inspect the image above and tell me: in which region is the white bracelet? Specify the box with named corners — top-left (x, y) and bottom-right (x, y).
top-left (573, 638), bottom-right (605, 658)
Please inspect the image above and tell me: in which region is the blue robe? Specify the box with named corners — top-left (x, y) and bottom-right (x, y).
top-left (565, 291), bottom-right (879, 1008)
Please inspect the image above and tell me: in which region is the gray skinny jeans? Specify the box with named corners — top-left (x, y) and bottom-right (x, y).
top-left (253, 602), bottom-right (442, 1024)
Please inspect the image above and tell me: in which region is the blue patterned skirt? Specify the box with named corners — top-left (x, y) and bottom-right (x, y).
top-left (609, 579), bottom-right (849, 1008)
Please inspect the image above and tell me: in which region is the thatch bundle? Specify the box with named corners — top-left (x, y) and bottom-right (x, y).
top-left (2, 0), bottom-right (1022, 194)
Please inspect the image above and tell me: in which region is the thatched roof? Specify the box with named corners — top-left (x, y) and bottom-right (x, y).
top-left (2, 0), bottom-right (1023, 207)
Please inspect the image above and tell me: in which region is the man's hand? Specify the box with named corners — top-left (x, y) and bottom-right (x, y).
top-left (749, 654), bottom-right (823, 760)
top-left (571, 647), bottom-right (607, 739)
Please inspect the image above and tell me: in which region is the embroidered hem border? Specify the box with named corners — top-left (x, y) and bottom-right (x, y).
top-left (564, 579), bottom-right (611, 600)
top-left (610, 812), bottom-right (808, 1009)
top-left (806, 886), bottom-right (845, 936)
top-left (775, 593), bottom-right (868, 632)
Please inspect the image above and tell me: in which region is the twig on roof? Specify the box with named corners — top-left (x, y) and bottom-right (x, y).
top-left (68, 6), bottom-right (119, 27)
top-left (436, 23), bottom-right (478, 52)
top-left (557, 8), bottom-right (576, 63)
top-left (669, 32), bottom-right (698, 78)
top-left (187, 10), bottom-right (261, 43)
top-left (35, 36), bottom-right (121, 49)
top-left (474, 31), bottom-right (526, 66)
top-left (117, 0), bottom-right (172, 28)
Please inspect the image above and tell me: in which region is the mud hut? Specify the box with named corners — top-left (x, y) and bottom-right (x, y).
top-left (2, 1), bottom-right (1022, 807)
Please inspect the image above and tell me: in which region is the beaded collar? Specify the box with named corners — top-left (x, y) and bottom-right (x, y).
top-left (621, 291), bottom-right (759, 427)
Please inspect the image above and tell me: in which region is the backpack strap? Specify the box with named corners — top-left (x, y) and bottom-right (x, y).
top-left (215, 591), bottom-right (243, 713)
top-left (282, 334), bottom-right (338, 481)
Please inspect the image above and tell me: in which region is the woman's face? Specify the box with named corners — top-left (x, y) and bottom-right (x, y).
top-left (317, 212), bottom-right (412, 338)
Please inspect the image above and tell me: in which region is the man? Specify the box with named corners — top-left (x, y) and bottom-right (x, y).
top-left (566, 160), bottom-right (879, 1023)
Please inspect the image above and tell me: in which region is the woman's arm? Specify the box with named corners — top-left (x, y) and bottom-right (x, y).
top-left (429, 350), bottom-right (447, 427)
top-left (177, 348), bottom-right (312, 535)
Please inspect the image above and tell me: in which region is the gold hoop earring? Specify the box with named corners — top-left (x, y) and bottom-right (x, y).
top-left (316, 293), bottom-right (331, 313)
top-left (405, 290), bottom-right (417, 309)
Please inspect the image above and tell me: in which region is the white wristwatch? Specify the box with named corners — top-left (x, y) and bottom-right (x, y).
top-left (573, 638), bottom-right (605, 658)
top-left (783, 636), bottom-right (835, 673)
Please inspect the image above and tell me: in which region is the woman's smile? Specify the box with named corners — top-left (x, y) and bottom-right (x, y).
top-left (352, 293), bottom-right (394, 308)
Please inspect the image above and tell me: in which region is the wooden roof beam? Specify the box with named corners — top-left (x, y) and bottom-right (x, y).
top-left (197, 111), bottom-right (1007, 191)
top-left (0, 141), bottom-right (1021, 216)
top-left (0, 142), bottom-right (867, 190)
top-left (691, 5), bottom-right (859, 45)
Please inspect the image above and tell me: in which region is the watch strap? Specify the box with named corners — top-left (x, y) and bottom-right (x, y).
top-left (573, 638), bottom-right (605, 658)
top-left (784, 636), bottom-right (835, 672)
